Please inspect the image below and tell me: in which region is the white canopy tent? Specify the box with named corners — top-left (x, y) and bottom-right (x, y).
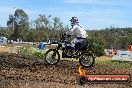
top-left (0, 37), bottom-right (7, 44)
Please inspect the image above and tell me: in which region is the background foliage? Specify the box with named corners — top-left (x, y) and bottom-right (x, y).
top-left (0, 9), bottom-right (132, 56)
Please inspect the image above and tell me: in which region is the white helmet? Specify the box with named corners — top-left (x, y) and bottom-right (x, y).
top-left (70, 16), bottom-right (79, 26)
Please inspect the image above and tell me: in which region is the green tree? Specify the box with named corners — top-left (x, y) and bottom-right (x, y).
top-left (7, 9), bottom-right (29, 41)
top-left (118, 36), bottom-right (131, 50)
top-left (88, 27), bottom-right (132, 50)
top-left (34, 14), bottom-right (66, 41)
top-left (34, 14), bottom-right (52, 30)
top-left (0, 27), bottom-right (11, 38)
top-left (87, 36), bottom-right (105, 56)
top-left (52, 17), bottom-right (63, 30)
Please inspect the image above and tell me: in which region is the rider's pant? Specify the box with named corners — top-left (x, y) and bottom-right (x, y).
top-left (71, 38), bottom-right (86, 50)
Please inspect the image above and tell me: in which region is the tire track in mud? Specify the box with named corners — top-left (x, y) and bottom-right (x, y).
top-left (0, 53), bottom-right (132, 88)
top-left (0, 53), bottom-right (78, 85)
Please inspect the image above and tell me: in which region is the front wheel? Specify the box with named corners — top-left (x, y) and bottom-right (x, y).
top-left (79, 52), bottom-right (95, 68)
top-left (45, 49), bottom-right (60, 65)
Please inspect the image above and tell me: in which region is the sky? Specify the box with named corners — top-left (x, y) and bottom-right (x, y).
top-left (0, 0), bottom-right (132, 30)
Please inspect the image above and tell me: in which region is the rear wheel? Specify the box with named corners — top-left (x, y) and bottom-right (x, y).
top-left (79, 52), bottom-right (95, 68)
top-left (45, 49), bottom-right (60, 65)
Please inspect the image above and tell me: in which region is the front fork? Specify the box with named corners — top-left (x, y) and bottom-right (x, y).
top-left (51, 44), bottom-right (61, 58)
top-left (75, 51), bottom-right (82, 59)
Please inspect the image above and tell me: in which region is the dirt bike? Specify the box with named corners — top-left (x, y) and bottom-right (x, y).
top-left (44, 33), bottom-right (96, 68)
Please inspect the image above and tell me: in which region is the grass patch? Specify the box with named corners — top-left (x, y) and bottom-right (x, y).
top-left (17, 46), bottom-right (46, 57)
top-left (109, 60), bottom-right (132, 67)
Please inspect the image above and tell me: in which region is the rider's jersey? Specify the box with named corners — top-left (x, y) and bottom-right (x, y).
top-left (70, 24), bottom-right (88, 38)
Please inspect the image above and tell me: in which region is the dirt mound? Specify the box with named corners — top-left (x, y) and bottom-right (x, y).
top-left (0, 53), bottom-right (132, 88)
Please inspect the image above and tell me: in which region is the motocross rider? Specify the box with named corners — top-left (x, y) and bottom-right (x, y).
top-left (68, 16), bottom-right (88, 50)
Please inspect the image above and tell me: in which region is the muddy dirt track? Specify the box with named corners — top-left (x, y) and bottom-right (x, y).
top-left (0, 53), bottom-right (132, 88)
